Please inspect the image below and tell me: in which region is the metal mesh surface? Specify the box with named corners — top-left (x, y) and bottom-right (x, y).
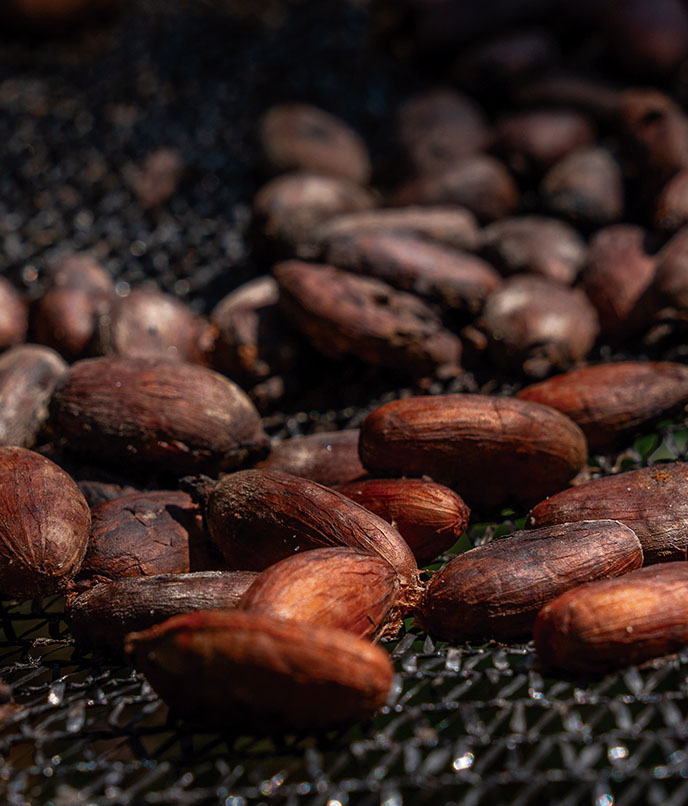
top-left (2, 3), bottom-right (688, 805)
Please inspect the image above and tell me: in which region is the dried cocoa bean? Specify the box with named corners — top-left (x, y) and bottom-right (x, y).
top-left (239, 547), bottom-right (401, 638)
top-left (67, 571), bottom-right (258, 651)
top-left (0, 279), bottom-right (28, 351)
top-left (259, 104), bottom-right (370, 184)
top-left (257, 430), bottom-right (365, 487)
top-left (527, 463), bottom-right (688, 564)
top-left (125, 611), bottom-right (393, 730)
top-left (359, 394), bottom-right (588, 512)
top-left (534, 563), bottom-right (688, 674)
top-left (273, 261), bottom-right (461, 378)
top-left (517, 361), bottom-right (688, 451)
top-left (417, 520), bottom-right (643, 642)
top-left (0, 447), bottom-right (90, 599)
top-left (128, 147), bottom-right (184, 210)
top-left (50, 357), bottom-right (269, 472)
top-left (645, 227), bottom-right (688, 319)
top-left (336, 478), bottom-right (469, 565)
top-left (655, 170), bottom-right (688, 231)
top-left (515, 72), bottom-right (621, 123)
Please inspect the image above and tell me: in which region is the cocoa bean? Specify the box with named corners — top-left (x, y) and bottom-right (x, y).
top-left (336, 478), bottom-right (469, 565)
top-left (95, 287), bottom-right (215, 365)
top-left (359, 394), bottom-right (588, 511)
top-left (67, 571), bottom-right (258, 650)
top-left (79, 490), bottom-right (219, 583)
top-left (0, 447), bottom-right (90, 599)
top-left (50, 357), bottom-right (268, 473)
top-left (259, 104), bottom-right (370, 185)
top-left (239, 547), bottom-right (401, 638)
top-left (481, 216), bottom-right (587, 285)
top-left (655, 170), bottom-right (688, 231)
top-left (0, 345), bottom-right (68, 448)
top-left (476, 275), bottom-right (599, 378)
top-left (257, 430), bottom-right (365, 487)
top-left (417, 520), bottom-right (643, 642)
top-left (323, 231), bottom-right (501, 313)
top-left (517, 361), bottom-right (688, 451)
top-left (527, 462), bottom-right (688, 564)
top-left (534, 563), bottom-right (688, 674)
top-left (128, 147), bottom-right (184, 210)
top-left (514, 72), bottom-right (621, 123)
top-left (0, 279), bottom-right (28, 351)
top-left (201, 469), bottom-right (421, 603)
top-left (273, 260), bottom-right (461, 378)
top-left (645, 227), bottom-right (688, 319)
top-left (125, 611), bottom-right (393, 730)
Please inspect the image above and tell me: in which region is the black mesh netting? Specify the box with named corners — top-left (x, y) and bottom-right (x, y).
top-left (2, 3), bottom-right (688, 805)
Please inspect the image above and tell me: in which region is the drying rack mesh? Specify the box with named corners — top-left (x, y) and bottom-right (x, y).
top-left (1, 3), bottom-right (688, 804)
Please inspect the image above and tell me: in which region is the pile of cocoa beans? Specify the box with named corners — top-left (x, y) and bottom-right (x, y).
top-left (5, 0), bottom-right (688, 734)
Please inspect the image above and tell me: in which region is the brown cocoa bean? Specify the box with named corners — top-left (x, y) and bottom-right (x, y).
top-left (396, 89), bottom-right (491, 176)
top-left (0, 279), bottom-right (28, 351)
top-left (645, 227), bottom-right (688, 319)
top-left (253, 172), bottom-right (376, 250)
top-left (128, 147), bottom-right (184, 210)
top-left (202, 469), bottom-right (421, 603)
top-left (481, 216), bottom-right (587, 286)
top-left (50, 357), bottom-right (268, 473)
top-left (517, 361), bottom-right (688, 451)
top-left (417, 520), bottom-right (643, 642)
top-left (579, 224), bottom-right (657, 339)
top-left (259, 104), bottom-right (370, 185)
top-left (273, 260), bottom-right (461, 378)
top-left (497, 108), bottom-right (595, 177)
top-left (393, 154), bottom-right (518, 223)
top-left (655, 170), bottom-right (688, 231)
top-left (239, 547), bottom-right (402, 638)
top-left (476, 275), bottom-right (599, 378)
top-left (125, 611), bottom-right (393, 730)
top-left (527, 463), bottom-right (688, 564)
top-left (32, 253), bottom-right (114, 361)
top-left (0, 345), bottom-right (68, 448)
top-left (79, 490), bottom-right (219, 583)
top-left (95, 287), bottom-right (215, 365)
top-left (540, 146), bottom-right (624, 227)
top-left (515, 72), bottom-right (621, 123)
top-left (67, 571), bottom-right (258, 651)
top-left (0, 447), bottom-right (90, 599)
top-left (323, 231), bottom-right (501, 313)
top-left (359, 394), bottom-right (588, 511)
top-left (257, 429), bottom-right (366, 487)
top-left (336, 478), bottom-right (469, 565)
top-left (534, 563), bottom-right (688, 674)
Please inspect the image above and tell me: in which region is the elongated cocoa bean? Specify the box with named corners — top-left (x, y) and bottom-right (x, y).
top-left (125, 611), bottom-right (393, 730)
top-left (257, 430), bottom-right (365, 487)
top-left (337, 478), bottom-right (469, 565)
top-left (202, 469), bottom-right (421, 603)
top-left (527, 463), bottom-right (688, 564)
top-left (534, 563), bottom-right (688, 674)
top-left (517, 361), bottom-right (688, 451)
top-left (67, 571), bottom-right (258, 651)
top-left (239, 548), bottom-right (401, 638)
top-left (0, 447), bottom-right (90, 599)
top-left (417, 520), bottom-right (642, 642)
top-left (359, 394), bottom-right (588, 511)
top-left (50, 357), bottom-right (268, 473)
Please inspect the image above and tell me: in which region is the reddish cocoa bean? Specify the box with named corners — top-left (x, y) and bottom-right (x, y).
top-left (125, 611), bottom-right (394, 730)
top-left (257, 430), bottom-right (365, 487)
top-left (418, 520), bottom-right (643, 641)
top-left (534, 563), bottom-right (688, 674)
top-left (273, 261), bottom-right (462, 378)
top-left (128, 147), bottom-right (184, 210)
top-left (655, 170), bottom-right (688, 231)
top-left (359, 394), bottom-right (588, 512)
top-left (337, 478), bottom-right (469, 565)
top-left (515, 72), bottom-right (621, 123)
top-left (527, 463), bottom-right (688, 564)
top-left (647, 227), bottom-right (688, 318)
top-left (239, 547), bottom-right (402, 638)
top-left (0, 279), bottom-right (28, 351)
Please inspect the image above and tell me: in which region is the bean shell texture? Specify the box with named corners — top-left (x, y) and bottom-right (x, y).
top-left (527, 462), bottom-right (688, 564)
top-left (534, 563), bottom-right (688, 674)
top-left (359, 394), bottom-right (588, 511)
top-left (125, 611), bottom-right (393, 730)
top-left (205, 469), bottom-right (421, 604)
top-left (239, 547), bottom-right (401, 638)
top-left (49, 357), bottom-right (268, 473)
top-left (417, 520), bottom-right (643, 641)
top-left (0, 447), bottom-right (90, 599)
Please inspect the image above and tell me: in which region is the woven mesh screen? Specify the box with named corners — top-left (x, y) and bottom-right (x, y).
top-left (1, 3), bottom-right (688, 804)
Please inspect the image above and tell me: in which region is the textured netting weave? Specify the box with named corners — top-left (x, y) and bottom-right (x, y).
top-left (2, 3), bottom-right (688, 804)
